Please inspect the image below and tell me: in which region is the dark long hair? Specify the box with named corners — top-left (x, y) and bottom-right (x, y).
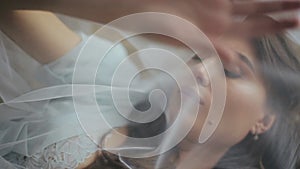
top-left (85, 33), bottom-right (300, 169)
top-left (215, 34), bottom-right (300, 169)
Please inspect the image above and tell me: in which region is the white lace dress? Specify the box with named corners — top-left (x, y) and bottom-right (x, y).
top-left (4, 135), bottom-right (98, 168)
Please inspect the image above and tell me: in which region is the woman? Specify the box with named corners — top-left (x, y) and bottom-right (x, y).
top-left (82, 29), bottom-right (300, 169)
top-left (0, 4), bottom-right (300, 169)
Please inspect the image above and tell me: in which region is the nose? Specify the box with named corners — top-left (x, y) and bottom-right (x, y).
top-left (192, 62), bottom-right (210, 87)
top-left (217, 46), bottom-right (239, 69)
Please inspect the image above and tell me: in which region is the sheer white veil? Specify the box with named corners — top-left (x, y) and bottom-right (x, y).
top-left (0, 13), bottom-right (200, 168)
top-left (0, 11), bottom-right (299, 169)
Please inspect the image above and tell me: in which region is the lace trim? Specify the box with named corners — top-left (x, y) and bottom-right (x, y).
top-left (4, 134), bottom-right (100, 169)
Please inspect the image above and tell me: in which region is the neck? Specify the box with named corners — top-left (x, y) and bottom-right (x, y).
top-left (176, 139), bottom-right (228, 169)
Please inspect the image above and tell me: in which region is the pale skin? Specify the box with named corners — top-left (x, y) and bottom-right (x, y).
top-left (2, 0), bottom-right (300, 38)
top-left (0, 11), bottom-right (81, 64)
top-left (170, 36), bottom-right (276, 169)
top-left (99, 36), bottom-right (276, 169)
top-left (1, 0), bottom-right (300, 63)
top-left (0, 1), bottom-right (298, 168)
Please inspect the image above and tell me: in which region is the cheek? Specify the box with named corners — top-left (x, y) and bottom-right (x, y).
top-left (211, 81), bottom-right (267, 146)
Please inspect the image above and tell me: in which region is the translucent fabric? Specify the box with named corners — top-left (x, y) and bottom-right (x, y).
top-left (0, 13), bottom-right (299, 169)
top-left (0, 15), bottom-right (138, 168)
top-left (0, 14), bottom-right (199, 168)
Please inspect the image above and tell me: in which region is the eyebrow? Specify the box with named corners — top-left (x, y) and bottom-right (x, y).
top-left (237, 52), bottom-right (255, 73)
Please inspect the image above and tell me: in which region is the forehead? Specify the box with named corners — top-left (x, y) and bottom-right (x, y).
top-left (219, 36), bottom-right (257, 64)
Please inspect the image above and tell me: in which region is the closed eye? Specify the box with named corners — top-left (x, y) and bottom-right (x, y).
top-left (224, 69), bottom-right (241, 78)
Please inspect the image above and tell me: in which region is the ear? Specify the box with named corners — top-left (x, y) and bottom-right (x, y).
top-left (251, 113), bottom-right (276, 135)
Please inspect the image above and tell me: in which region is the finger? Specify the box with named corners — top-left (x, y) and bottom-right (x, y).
top-left (196, 9), bottom-right (232, 37)
top-left (232, 1), bottom-right (300, 15)
top-left (196, 0), bottom-right (231, 11)
top-left (228, 15), bottom-right (299, 38)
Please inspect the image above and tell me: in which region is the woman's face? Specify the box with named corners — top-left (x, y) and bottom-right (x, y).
top-left (168, 36), bottom-right (272, 150)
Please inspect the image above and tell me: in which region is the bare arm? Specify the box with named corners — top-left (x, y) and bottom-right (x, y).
top-left (2, 0), bottom-right (300, 38)
top-left (1, 0), bottom-right (150, 24)
top-left (0, 10), bottom-right (81, 64)
top-left (1, 1), bottom-right (299, 65)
